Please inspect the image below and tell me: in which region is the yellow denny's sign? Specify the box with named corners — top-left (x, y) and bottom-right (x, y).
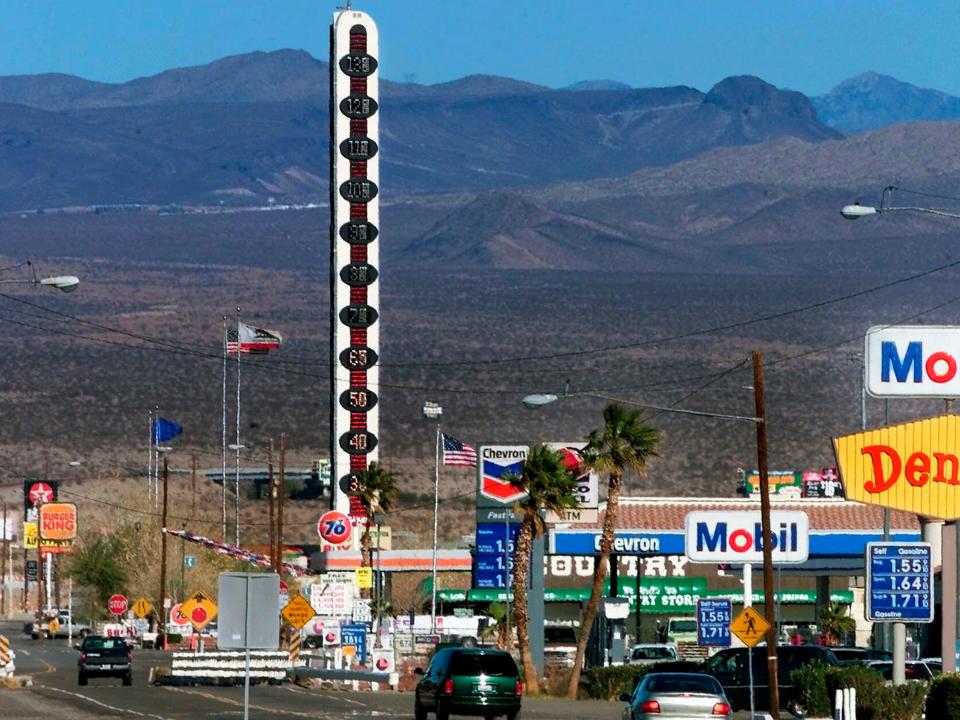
top-left (834, 414), bottom-right (960, 519)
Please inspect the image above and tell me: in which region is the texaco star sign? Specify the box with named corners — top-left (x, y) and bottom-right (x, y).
top-left (28, 482), bottom-right (55, 506)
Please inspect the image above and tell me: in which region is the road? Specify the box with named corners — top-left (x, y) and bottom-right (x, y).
top-left (0, 621), bottom-right (627, 720)
top-left (1, 622), bottom-right (769, 719)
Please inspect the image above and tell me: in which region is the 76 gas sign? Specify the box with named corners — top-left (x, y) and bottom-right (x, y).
top-left (318, 511), bottom-right (352, 547)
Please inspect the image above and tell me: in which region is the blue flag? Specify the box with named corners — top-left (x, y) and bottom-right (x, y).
top-left (153, 417), bottom-right (183, 443)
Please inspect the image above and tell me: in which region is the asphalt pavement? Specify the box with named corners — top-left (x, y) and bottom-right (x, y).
top-left (0, 621), bottom-right (765, 719)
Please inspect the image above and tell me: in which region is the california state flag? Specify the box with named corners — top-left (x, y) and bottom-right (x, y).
top-left (227, 322), bottom-right (282, 354)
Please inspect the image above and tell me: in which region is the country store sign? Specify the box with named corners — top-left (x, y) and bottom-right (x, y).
top-left (834, 414), bottom-right (960, 519)
top-left (436, 584), bottom-right (854, 613)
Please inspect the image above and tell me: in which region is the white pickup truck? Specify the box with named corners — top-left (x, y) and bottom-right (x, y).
top-left (29, 612), bottom-right (91, 639)
top-left (543, 624), bottom-right (579, 669)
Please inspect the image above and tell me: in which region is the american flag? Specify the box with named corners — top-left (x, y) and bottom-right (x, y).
top-left (442, 433), bottom-right (477, 467)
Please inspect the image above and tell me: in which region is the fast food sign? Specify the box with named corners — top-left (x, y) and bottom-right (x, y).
top-left (834, 413), bottom-right (960, 519)
top-left (39, 502), bottom-right (77, 540)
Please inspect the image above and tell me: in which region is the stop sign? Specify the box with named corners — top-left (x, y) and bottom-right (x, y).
top-left (108, 594), bottom-right (128, 616)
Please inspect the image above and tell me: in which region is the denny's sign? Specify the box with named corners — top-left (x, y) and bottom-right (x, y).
top-left (834, 414), bottom-right (960, 519)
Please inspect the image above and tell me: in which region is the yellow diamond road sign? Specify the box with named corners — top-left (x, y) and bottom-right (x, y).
top-left (730, 607), bottom-right (770, 648)
top-left (282, 594), bottom-right (317, 630)
top-left (132, 597), bottom-right (153, 619)
top-left (181, 590), bottom-right (218, 630)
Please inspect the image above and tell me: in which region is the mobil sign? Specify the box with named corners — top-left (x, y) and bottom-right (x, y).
top-left (834, 414), bottom-right (960, 520)
top-left (866, 325), bottom-right (960, 398)
top-left (477, 445), bottom-right (528, 506)
top-left (684, 511), bottom-right (809, 564)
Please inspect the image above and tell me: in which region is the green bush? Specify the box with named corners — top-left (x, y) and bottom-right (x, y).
top-left (826, 664), bottom-right (887, 720)
top-left (582, 664), bottom-right (659, 701)
top-left (882, 682), bottom-right (928, 720)
top-left (789, 662), bottom-right (834, 717)
top-left (925, 675), bottom-right (960, 720)
top-left (791, 663), bottom-right (926, 720)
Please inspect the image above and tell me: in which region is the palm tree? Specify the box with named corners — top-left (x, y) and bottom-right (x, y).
top-left (478, 602), bottom-right (512, 649)
top-left (507, 444), bottom-right (579, 695)
top-left (819, 602), bottom-right (855, 646)
top-left (566, 404), bottom-right (661, 698)
top-left (353, 462), bottom-right (397, 598)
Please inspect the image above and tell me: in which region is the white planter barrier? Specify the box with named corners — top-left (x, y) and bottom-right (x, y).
top-left (171, 651), bottom-right (291, 681)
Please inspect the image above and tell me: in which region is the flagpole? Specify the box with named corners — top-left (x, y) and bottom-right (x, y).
top-left (154, 405), bottom-right (160, 511)
top-left (431, 424), bottom-right (440, 633)
top-left (235, 308), bottom-right (242, 547)
top-left (147, 411), bottom-right (154, 509)
top-left (222, 315), bottom-right (228, 542)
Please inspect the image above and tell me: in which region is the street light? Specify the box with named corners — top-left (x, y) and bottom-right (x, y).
top-left (841, 185), bottom-right (960, 222)
top-left (227, 443), bottom-right (245, 547)
top-left (422, 401), bottom-right (442, 633)
top-left (841, 187), bottom-right (960, 682)
top-left (0, 262), bottom-right (79, 292)
top-left (374, 511), bottom-right (386, 635)
top-left (524, 354), bottom-right (781, 712)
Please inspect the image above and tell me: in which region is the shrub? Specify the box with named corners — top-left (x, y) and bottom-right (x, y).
top-left (881, 682), bottom-right (928, 720)
top-left (925, 675), bottom-right (960, 720)
top-left (791, 663), bottom-right (926, 720)
top-left (582, 664), bottom-right (659, 701)
top-left (825, 664), bottom-right (887, 720)
top-left (789, 662), bottom-right (834, 718)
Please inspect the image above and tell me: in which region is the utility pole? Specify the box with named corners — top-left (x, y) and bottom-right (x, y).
top-left (267, 439), bottom-right (275, 572)
top-left (191, 454), bottom-right (197, 522)
top-left (1, 500), bottom-right (7, 616)
top-left (753, 350), bottom-right (779, 714)
top-left (159, 456), bottom-right (169, 649)
top-left (277, 434), bottom-right (286, 575)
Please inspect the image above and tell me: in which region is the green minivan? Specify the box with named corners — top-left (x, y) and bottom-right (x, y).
top-left (414, 647), bottom-right (522, 720)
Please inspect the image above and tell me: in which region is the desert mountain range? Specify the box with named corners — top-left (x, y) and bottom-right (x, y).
top-left (1, 51), bottom-right (960, 499)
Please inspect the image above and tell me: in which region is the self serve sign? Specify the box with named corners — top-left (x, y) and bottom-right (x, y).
top-left (866, 326), bottom-right (960, 398)
top-left (684, 511), bottom-right (809, 564)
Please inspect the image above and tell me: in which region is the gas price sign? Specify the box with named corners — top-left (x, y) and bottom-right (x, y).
top-left (866, 542), bottom-right (933, 623)
top-left (697, 598), bottom-right (732, 647)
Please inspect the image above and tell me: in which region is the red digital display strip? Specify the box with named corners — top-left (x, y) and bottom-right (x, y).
top-left (340, 26), bottom-right (375, 493)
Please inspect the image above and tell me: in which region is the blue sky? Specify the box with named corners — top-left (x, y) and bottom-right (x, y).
top-left (1, 0), bottom-right (958, 95)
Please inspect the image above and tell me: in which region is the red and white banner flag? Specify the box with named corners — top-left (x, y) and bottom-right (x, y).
top-left (226, 322), bottom-right (282, 354)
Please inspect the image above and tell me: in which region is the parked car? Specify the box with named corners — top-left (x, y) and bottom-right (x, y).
top-left (544, 624), bottom-right (579, 669)
top-left (627, 643), bottom-right (679, 665)
top-left (830, 647), bottom-right (893, 666)
top-left (414, 647), bottom-right (521, 720)
top-left (699, 645), bottom-right (839, 712)
top-left (76, 635), bottom-right (133, 686)
top-left (867, 660), bottom-right (937, 682)
top-left (620, 672), bottom-right (731, 719)
top-left (27, 612), bottom-right (91, 640)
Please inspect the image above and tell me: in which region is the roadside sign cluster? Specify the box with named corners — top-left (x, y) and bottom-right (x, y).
top-left (281, 594), bottom-right (315, 630)
top-left (731, 606), bottom-right (770, 648)
top-left (866, 542), bottom-right (934, 623)
top-left (697, 598), bottom-right (731, 647)
top-left (108, 594), bottom-right (129, 616)
top-left (181, 591), bottom-right (218, 629)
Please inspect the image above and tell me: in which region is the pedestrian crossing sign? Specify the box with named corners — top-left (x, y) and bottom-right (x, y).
top-left (730, 606), bottom-right (770, 647)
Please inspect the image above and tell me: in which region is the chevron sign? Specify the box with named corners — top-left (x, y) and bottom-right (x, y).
top-left (478, 445), bottom-right (529, 505)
